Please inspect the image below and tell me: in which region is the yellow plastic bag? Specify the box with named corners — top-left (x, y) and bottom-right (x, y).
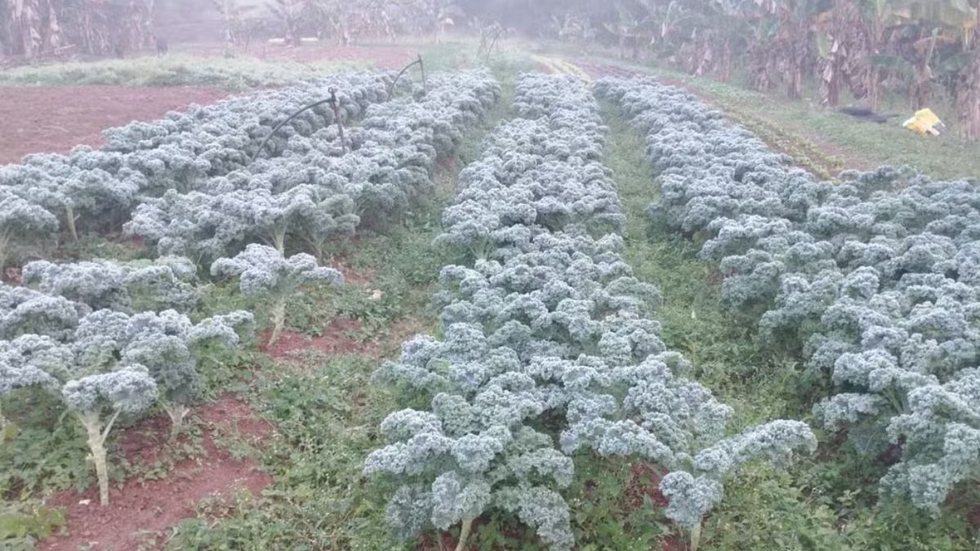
top-left (903, 108), bottom-right (946, 136)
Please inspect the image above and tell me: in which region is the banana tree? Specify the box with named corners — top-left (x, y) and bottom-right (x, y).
top-left (889, 1), bottom-right (977, 116)
top-left (855, 0), bottom-right (909, 109)
top-left (953, 0), bottom-right (979, 139)
top-left (2, 0), bottom-right (63, 58)
top-left (603, 0), bottom-right (659, 60)
top-left (266, 0), bottom-right (306, 45)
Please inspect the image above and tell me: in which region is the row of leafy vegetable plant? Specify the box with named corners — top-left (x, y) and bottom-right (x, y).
top-left (365, 73), bottom-right (816, 551)
top-left (0, 73), bottom-right (391, 267)
top-left (597, 77), bottom-right (980, 517)
top-left (126, 71), bottom-right (501, 266)
top-left (0, 70), bottom-right (501, 515)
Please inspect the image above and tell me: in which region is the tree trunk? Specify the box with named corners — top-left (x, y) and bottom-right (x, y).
top-left (866, 15), bottom-right (883, 112)
top-left (719, 38), bottom-right (733, 82)
top-left (868, 65), bottom-right (881, 111)
top-left (960, 54), bottom-right (980, 141)
top-left (957, 14), bottom-right (980, 141)
top-left (911, 28), bottom-right (938, 109)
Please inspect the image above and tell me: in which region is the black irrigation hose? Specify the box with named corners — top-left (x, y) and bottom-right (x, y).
top-left (253, 55), bottom-right (426, 163)
top-left (251, 88), bottom-right (341, 162)
top-left (387, 54), bottom-right (426, 97)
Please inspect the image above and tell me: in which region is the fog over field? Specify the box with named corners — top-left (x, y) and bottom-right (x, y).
top-left (0, 2), bottom-right (978, 551)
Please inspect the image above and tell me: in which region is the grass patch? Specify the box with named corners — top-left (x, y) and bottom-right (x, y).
top-left (600, 101), bottom-right (801, 424)
top-left (0, 54), bottom-right (366, 90)
top-left (421, 40), bottom-right (536, 82)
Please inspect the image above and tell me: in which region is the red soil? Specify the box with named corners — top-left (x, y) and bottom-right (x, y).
top-left (39, 395), bottom-right (273, 551)
top-left (262, 318), bottom-right (371, 359)
top-left (261, 315), bottom-right (426, 360)
top-left (0, 86), bottom-right (230, 165)
top-left (624, 462), bottom-right (670, 509)
top-left (332, 260), bottom-right (377, 287)
top-left (621, 462), bottom-right (689, 551)
top-left (970, 505), bottom-right (980, 529)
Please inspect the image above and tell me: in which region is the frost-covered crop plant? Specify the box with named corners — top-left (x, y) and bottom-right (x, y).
top-left (0, 155), bottom-right (143, 242)
top-left (125, 71), bottom-right (499, 265)
top-left (368, 74), bottom-right (816, 551)
top-left (0, 283), bottom-right (87, 341)
top-left (0, 188), bottom-right (60, 272)
top-left (22, 256), bottom-right (199, 313)
top-left (102, 72), bottom-right (391, 160)
top-left (211, 244), bottom-right (343, 346)
top-left (434, 75), bottom-right (622, 262)
top-left (0, 326), bottom-right (156, 506)
top-left (598, 76), bottom-right (980, 514)
top-left (0, 306), bottom-right (252, 504)
top-left (0, 72), bottom-right (391, 258)
top-left (559, 356), bottom-right (816, 549)
top-left (365, 358), bottom-right (577, 551)
top-left (114, 308), bottom-right (254, 439)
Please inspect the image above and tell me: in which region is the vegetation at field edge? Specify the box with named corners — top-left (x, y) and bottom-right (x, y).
top-left (611, 55), bottom-right (980, 182)
top-left (0, 54), bottom-right (368, 90)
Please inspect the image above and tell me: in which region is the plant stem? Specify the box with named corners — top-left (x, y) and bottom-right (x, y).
top-left (0, 402), bottom-right (8, 438)
top-left (165, 403), bottom-right (190, 441)
top-left (65, 205), bottom-right (79, 242)
top-left (454, 518), bottom-right (474, 551)
top-left (268, 296), bottom-right (287, 347)
top-left (273, 227), bottom-right (287, 255)
top-left (690, 521), bottom-right (702, 551)
top-left (77, 410), bottom-right (111, 506)
top-left (0, 230), bottom-right (11, 274)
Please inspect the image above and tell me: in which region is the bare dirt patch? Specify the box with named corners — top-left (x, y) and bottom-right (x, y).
top-left (39, 395), bottom-right (272, 551)
top-left (623, 462), bottom-right (669, 510)
top-left (0, 85), bottom-right (229, 164)
top-left (264, 317), bottom-right (430, 361)
top-left (263, 318), bottom-right (370, 359)
top-left (331, 259), bottom-right (377, 287)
